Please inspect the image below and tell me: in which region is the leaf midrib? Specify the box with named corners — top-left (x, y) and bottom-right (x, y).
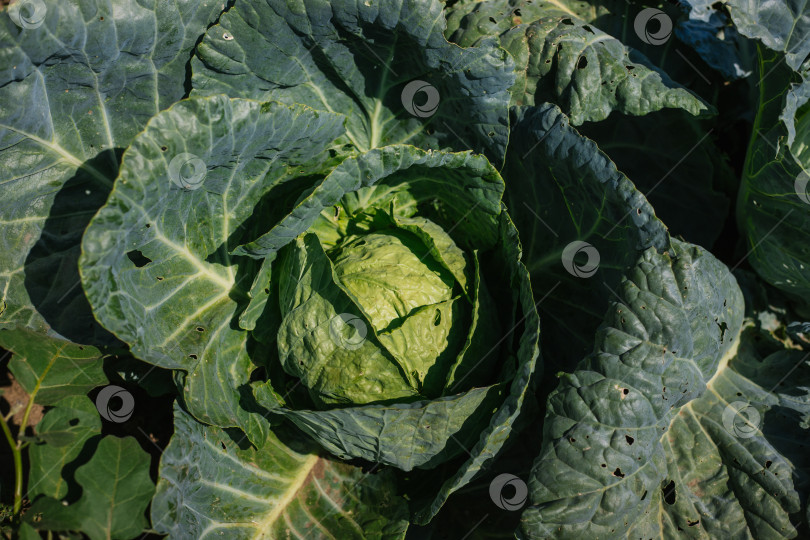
top-left (252, 454), bottom-right (320, 539)
top-left (0, 123), bottom-right (113, 188)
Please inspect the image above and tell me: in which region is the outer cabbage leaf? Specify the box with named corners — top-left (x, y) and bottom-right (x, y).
top-left (0, 0), bottom-right (225, 345)
top-left (192, 0), bottom-right (514, 164)
top-left (234, 146), bottom-right (504, 259)
top-left (625, 325), bottom-right (810, 538)
top-left (725, 0), bottom-right (810, 71)
top-left (578, 109), bottom-right (734, 249)
top-left (504, 104), bottom-right (670, 370)
top-left (737, 47), bottom-right (810, 311)
top-left (520, 240), bottom-right (748, 538)
top-left (444, 0), bottom-right (709, 124)
top-left (411, 208), bottom-right (541, 524)
top-left (152, 404), bottom-right (410, 539)
top-left (79, 96), bottom-right (346, 444)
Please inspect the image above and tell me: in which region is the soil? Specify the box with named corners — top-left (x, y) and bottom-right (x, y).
top-left (1, 374), bottom-right (44, 429)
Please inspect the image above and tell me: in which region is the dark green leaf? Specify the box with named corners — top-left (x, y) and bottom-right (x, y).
top-left (578, 109), bottom-right (733, 249)
top-left (192, 0), bottom-right (514, 164)
top-left (737, 47), bottom-right (810, 309)
top-left (0, 0), bottom-right (225, 344)
top-left (79, 96), bottom-right (345, 444)
top-left (504, 104), bottom-right (670, 369)
top-left (27, 436), bottom-right (155, 540)
top-left (445, 0), bottom-right (709, 124)
top-left (1, 329), bottom-right (106, 405)
top-left (520, 240), bottom-right (747, 537)
top-left (28, 396), bottom-right (101, 501)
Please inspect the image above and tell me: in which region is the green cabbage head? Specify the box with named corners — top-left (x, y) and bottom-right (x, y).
top-left (276, 173), bottom-right (506, 406)
top-left (239, 141), bottom-right (542, 476)
top-left (79, 96), bottom-right (540, 522)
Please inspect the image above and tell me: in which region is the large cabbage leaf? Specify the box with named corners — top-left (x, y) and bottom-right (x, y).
top-left (444, 0), bottom-right (709, 124)
top-left (191, 0), bottom-right (514, 164)
top-left (578, 109), bottom-right (734, 249)
top-left (736, 47), bottom-right (810, 311)
top-left (725, 0), bottom-right (810, 72)
top-left (79, 96), bottom-right (346, 444)
top-left (0, 0), bottom-right (225, 345)
top-left (504, 104), bottom-right (670, 370)
top-left (152, 403), bottom-right (410, 539)
top-left (521, 240), bottom-right (748, 537)
top-left (727, 0), bottom-right (810, 311)
top-left (520, 245), bottom-right (810, 537)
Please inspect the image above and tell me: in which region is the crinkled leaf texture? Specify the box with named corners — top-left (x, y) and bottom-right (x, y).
top-left (520, 239), bottom-right (755, 538)
top-left (79, 96), bottom-right (346, 445)
top-left (0, 0), bottom-right (224, 345)
top-left (152, 403), bottom-right (410, 539)
top-left (192, 0), bottom-right (514, 164)
top-left (444, 0), bottom-right (709, 124)
top-left (504, 103), bottom-right (670, 370)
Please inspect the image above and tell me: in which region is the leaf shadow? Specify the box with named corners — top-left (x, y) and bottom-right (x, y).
top-left (23, 150), bottom-right (124, 348)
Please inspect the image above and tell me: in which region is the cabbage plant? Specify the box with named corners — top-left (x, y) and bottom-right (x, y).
top-left (1, 0), bottom-right (810, 538)
top-left (77, 95), bottom-right (541, 520)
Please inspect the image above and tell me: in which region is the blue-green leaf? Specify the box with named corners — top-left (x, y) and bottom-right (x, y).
top-left (0, 0), bottom-right (225, 345)
top-left (192, 0), bottom-right (514, 164)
